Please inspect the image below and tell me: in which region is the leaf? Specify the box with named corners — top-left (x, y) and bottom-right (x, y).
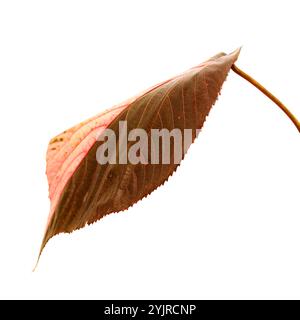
top-left (39, 48), bottom-right (241, 260)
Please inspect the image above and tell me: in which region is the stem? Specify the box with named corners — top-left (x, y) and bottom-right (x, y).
top-left (231, 64), bottom-right (300, 133)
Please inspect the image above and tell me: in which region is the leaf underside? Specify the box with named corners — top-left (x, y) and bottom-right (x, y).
top-left (40, 48), bottom-right (241, 259)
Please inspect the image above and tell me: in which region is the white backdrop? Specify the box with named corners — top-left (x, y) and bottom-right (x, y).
top-left (0, 0), bottom-right (299, 299)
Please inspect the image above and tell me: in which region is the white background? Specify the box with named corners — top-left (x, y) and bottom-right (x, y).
top-left (0, 0), bottom-right (299, 300)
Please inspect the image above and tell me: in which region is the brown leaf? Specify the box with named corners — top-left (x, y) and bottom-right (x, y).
top-left (39, 48), bottom-right (241, 260)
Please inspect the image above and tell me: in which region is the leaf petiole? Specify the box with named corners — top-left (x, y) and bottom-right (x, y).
top-left (231, 64), bottom-right (300, 133)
